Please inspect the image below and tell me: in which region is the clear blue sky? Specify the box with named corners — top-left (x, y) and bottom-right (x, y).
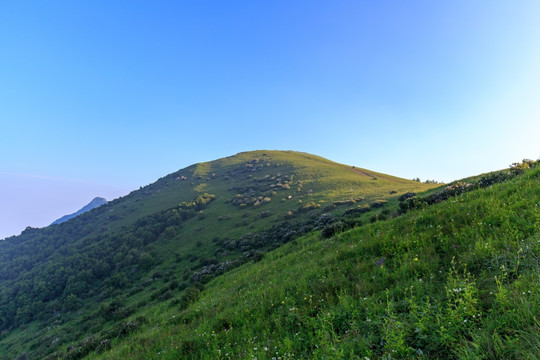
top-left (1, 1), bottom-right (539, 239)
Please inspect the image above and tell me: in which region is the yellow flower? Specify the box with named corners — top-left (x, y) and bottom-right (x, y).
top-left (414, 257), bottom-right (419, 261)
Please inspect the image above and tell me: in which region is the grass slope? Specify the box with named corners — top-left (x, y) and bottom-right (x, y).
top-left (0, 150), bottom-right (434, 359)
top-left (88, 163), bottom-right (540, 359)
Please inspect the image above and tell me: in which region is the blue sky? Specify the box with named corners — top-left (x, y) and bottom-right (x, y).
top-left (1, 1), bottom-right (539, 239)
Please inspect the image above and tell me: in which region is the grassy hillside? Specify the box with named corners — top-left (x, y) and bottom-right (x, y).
top-left (0, 150), bottom-right (435, 359)
top-left (81, 160), bottom-right (539, 359)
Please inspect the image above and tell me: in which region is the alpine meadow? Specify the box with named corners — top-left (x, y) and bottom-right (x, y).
top-left (0, 151), bottom-right (539, 359)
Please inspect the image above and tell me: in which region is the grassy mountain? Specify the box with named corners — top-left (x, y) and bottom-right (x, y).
top-left (85, 159), bottom-right (539, 360)
top-left (0, 150), bottom-right (436, 359)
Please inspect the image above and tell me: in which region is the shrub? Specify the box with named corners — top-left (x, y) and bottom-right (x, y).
top-left (297, 202), bottom-right (321, 213)
top-left (64, 294), bottom-right (80, 311)
top-left (343, 205), bottom-right (371, 216)
top-left (398, 192), bottom-right (416, 201)
top-left (321, 221), bottom-right (345, 238)
top-left (371, 200), bottom-right (387, 208)
top-left (178, 286), bottom-right (202, 310)
top-left (162, 226), bottom-right (176, 240)
top-left (64, 335), bottom-right (98, 360)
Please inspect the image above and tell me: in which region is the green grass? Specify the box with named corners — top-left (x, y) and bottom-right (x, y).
top-left (86, 164), bottom-right (540, 359)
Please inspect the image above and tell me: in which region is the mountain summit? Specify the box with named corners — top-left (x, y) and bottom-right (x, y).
top-left (51, 197), bottom-right (108, 225)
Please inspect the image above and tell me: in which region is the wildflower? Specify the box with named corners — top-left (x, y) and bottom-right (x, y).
top-left (414, 257), bottom-right (418, 261)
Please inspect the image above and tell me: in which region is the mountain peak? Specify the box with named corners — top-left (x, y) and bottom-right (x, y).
top-left (51, 197), bottom-right (108, 225)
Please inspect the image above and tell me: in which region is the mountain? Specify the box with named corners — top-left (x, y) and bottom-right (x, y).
top-left (3, 151), bottom-right (538, 359)
top-left (0, 150), bottom-right (436, 359)
top-left (111, 159), bottom-right (537, 360)
top-left (51, 197), bottom-right (108, 225)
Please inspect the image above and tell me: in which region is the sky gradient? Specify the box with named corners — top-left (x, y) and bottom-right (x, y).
top-left (1, 1), bottom-right (539, 239)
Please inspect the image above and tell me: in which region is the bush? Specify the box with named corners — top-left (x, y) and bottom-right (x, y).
top-left (343, 205), bottom-right (371, 216)
top-left (162, 226), bottom-right (176, 239)
top-left (178, 286), bottom-right (203, 310)
top-left (64, 294), bottom-right (80, 311)
top-left (398, 192), bottom-right (416, 201)
top-left (297, 202), bottom-right (321, 213)
top-left (371, 200), bottom-right (387, 208)
top-left (321, 221), bottom-right (345, 238)
top-left (64, 335), bottom-right (98, 360)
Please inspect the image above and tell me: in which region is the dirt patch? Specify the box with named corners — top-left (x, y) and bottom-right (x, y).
top-left (351, 168), bottom-right (372, 177)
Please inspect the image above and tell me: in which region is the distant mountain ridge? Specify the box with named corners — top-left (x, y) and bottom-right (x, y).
top-left (51, 197), bottom-right (108, 225)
